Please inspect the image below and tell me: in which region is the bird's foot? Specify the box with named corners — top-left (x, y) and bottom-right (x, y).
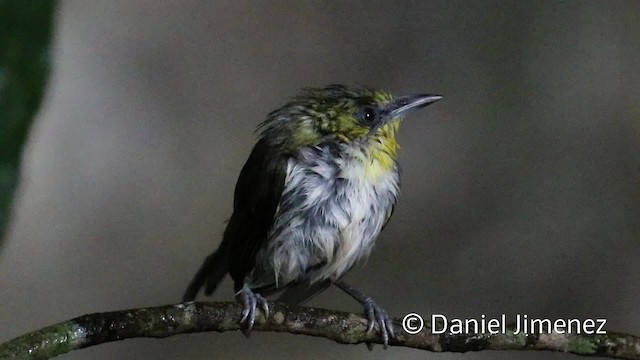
top-left (236, 286), bottom-right (269, 333)
top-left (334, 281), bottom-right (395, 348)
top-left (362, 297), bottom-right (394, 348)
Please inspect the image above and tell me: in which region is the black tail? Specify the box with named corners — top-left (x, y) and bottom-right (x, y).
top-left (276, 279), bottom-right (332, 306)
top-left (182, 242), bottom-right (230, 302)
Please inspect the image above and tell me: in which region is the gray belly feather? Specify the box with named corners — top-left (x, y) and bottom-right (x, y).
top-left (249, 144), bottom-right (399, 289)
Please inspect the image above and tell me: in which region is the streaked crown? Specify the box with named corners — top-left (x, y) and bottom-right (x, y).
top-left (259, 84), bottom-right (441, 155)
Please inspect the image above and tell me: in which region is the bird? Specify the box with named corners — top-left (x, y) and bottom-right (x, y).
top-left (183, 84), bottom-right (442, 346)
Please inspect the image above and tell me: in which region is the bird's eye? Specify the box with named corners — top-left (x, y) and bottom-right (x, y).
top-left (358, 105), bottom-right (379, 125)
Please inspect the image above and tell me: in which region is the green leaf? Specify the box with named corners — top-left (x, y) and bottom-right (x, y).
top-left (0, 1), bottom-right (57, 243)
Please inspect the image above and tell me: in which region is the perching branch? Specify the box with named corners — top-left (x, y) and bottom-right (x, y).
top-left (0, 302), bottom-right (638, 360)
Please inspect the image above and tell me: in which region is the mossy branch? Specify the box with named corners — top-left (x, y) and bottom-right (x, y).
top-left (0, 302), bottom-right (638, 360)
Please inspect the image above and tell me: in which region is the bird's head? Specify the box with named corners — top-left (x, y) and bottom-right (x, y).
top-left (259, 85), bottom-right (442, 157)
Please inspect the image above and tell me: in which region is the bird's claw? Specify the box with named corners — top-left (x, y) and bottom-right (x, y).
top-left (363, 297), bottom-right (394, 348)
top-left (237, 287), bottom-right (269, 333)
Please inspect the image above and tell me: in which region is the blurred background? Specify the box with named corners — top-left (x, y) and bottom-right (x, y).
top-left (1, 1), bottom-right (639, 359)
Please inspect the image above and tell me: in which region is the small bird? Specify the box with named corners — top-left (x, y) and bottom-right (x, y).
top-left (183, 85), bottom-right (441, 346)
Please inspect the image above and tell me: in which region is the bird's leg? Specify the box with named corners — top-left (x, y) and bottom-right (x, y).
top-left (334, 280), bottom-right (394, 348)
top-left (235, 284), bottom-right (269, 332)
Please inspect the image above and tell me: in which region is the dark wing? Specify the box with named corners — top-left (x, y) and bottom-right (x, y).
top-left (226, 138), bottom-right (288, 292)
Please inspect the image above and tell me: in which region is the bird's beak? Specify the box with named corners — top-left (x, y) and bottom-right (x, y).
top-left (387, 94), bottom-right (443, 118)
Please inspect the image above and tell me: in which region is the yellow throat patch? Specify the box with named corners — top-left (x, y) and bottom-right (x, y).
top-left (364, 120), bottom-right (400, 178)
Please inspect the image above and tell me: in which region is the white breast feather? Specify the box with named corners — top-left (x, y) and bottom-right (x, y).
top-left (249, 144), bottom-right (399, 289)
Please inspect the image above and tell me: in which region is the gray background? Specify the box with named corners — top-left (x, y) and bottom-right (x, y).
top-left (1, 1), bottom-right (639, 359)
